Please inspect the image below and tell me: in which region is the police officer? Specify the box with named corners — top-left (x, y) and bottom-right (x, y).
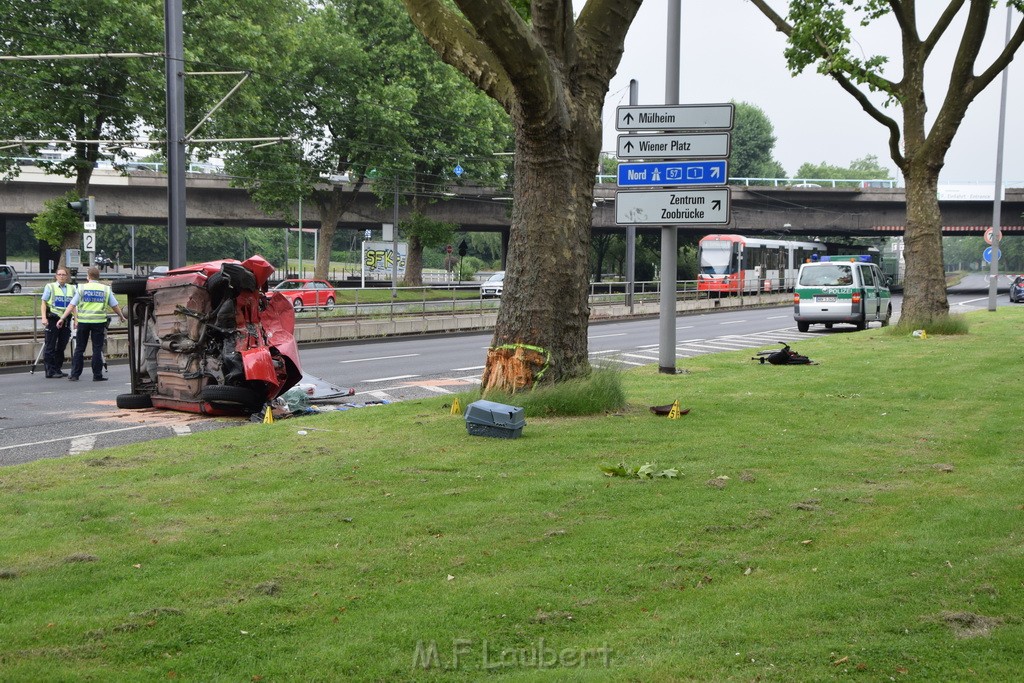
top-left (39, 267), bottom-right (77, 378)
top-left (57, 266), bottom-right (126, 382)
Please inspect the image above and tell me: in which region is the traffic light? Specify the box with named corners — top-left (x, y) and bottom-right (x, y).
top-left (458, 240), bottom-right (468, 257)
top-left (67, 196), bottom-right (95, 220)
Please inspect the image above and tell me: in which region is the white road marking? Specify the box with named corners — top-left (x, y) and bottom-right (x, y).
top-left (718, 320), bottom-right (746, 325)
top-left (69, 436), bottom-right (97, 455)
top-left (0, 425), bottom-right (151, 452)
top-left (172, 425), bottom-right (192, 436)
top-left (589, 332), bottom-right (627, 339)
top-left (419, 385), bottom-right (452, 394)
top-left (341, 353), bottom-right (419, 363)
top-left (363, 374), bottom-right (419, 383)
top-left (676, 325), bottom-right (694, 330)
top-left (366, 390), bottom-right (393, 401)
top-left (589, 349), bottom-right (621, 355)
top-left (451, 365), bottom-right (485, 371)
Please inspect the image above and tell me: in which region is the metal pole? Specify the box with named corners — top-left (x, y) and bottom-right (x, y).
top-left (298, 199), bottom-right (303, 278)
top-left (987, 6), bottom-right (1012, 311)
top-left (659, 0), bottom-right (681, 374)
top-left (130, 225), bottom-right (136, 272)
top-left (164, 0), bottom-right (187, 268)
top-left (284, 226), bottom-right (289, 276)
top-left (391, 176), bottom-right (399, 297)
top-left (626, 79), bottom-right (638, 314)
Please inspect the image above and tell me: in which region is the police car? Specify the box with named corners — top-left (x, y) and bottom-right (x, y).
top-left (793, 257), bottom-right (893, 332)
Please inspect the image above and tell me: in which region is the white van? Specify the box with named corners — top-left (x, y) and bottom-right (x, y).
top-left (794, 259), bottom-right (892, 332)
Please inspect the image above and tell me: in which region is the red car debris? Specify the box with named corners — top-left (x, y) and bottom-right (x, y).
top-left (113, 256), bottom-right (303, 415)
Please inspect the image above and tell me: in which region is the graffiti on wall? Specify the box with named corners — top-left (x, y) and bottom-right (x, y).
top-left (362, 241), bottom-right (408, 276)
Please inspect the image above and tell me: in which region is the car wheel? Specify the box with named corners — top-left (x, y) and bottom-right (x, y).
top-left (824, 323), bottom-right (833, 329)
top-left (797, 321), bottom-right (810, 333)
top-left (855, 317), bottom-right (867, 331)
top-left (11, 283), bottom-right (22, 293)
top-left (200, 385), bottom-right (266, 414)
top-left (112, 278), bottom-right (149, 296)
top-left (881, 305), bottom-right (892, 327)
top-left (325, 297), bottom-right (335, 311)
top-left (292, 298), bottom-right (303, 312)
top-left (116, 393), bottom-right (153, 409)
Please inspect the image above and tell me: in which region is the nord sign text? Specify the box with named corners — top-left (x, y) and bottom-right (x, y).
top-left (617, 160), bottom-right (727, 187)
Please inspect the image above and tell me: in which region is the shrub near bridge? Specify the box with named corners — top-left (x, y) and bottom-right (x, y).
top-left (0, 308), bottom-right (1022, 680)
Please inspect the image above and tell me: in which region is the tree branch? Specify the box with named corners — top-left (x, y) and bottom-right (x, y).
top-left (574, 0), bottom-right (644, 92)
top-left (748, 0), bottom-right (792, 36)
top-left (922, 0), bottom-right (966, 58)
top-left (401, 0), bottom-right (515, 110)
top-left (828, 70), bottom-right (905, 167)
top-left (453, 0), bottom-right (559, 111)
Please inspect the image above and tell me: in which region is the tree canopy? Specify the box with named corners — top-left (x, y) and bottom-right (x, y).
top-left (730, 101), bottom-right (787, 179)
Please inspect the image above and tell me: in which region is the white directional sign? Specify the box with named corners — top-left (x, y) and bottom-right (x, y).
top-left (616, 103), bottom-right (734, 131)
top-left (83, 220), bottom-right (97, 231)
top-left (617, 132), bottom-right (730, 160)
top-left (82, 232), bottom-right (96, 253)
top-left (615, 189), bottom-right (731, 226)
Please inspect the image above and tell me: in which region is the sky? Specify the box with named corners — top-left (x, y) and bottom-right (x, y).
top-left (594, 0), bottom-right (1024, 186)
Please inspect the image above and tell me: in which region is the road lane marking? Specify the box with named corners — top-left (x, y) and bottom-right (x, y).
top-left (363, 374), bottom-right (419, 383)
top-left (0, 425), bottom-right (152, 452)
top-left (451, 365), bottom-right (485, 371)
top-left (718, 320), bottom-right (746, 325)
top-left (589, 333), bottom-right (627, 339)
top-left (341, 353), bottom-right (419, 363)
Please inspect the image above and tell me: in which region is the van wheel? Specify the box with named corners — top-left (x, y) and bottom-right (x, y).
top-left (881, 305), bottom-right (892, 327)
top-left (856, 317), bottom-right (867, 331)
top-left (797, 321), bottom-right (810, 333)
top-left (824, 323), bottom-right (833, 329)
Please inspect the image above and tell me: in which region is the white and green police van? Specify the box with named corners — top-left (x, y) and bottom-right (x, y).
top-left (794, 257), bottom-right (893, 332)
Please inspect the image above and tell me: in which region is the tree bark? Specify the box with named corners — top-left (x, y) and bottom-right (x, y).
top-left (900, 167), bottom-right (949, 323)
top-left (313, 179), bottom-right (365, 280)
top-left (480, 118), bottom-right (599, 390)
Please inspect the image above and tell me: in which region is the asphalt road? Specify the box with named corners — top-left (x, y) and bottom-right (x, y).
top-left (0, 291), bottom-right (997, 466)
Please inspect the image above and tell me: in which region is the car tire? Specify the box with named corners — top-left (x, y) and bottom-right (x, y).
top-left (11, 283), bottom-right (21, 294)
top-left (116, 393), bottom-right (153, 409)
top-left (200, 384), bottom-right (266, 414)
top-left (824, 323), bottom-right (833, 329)
top-left (881, 305), bottom-right (892, 327)
top-left (112, 278), bottom-right (149, 296)
top-left (797, 321), bottom-right (810, 333)
top-left (856, 317), bottom-right (867, 331)
top-left (325, 297), bottom-right (335, 311)
top-left (292, 298), bottom-right (303, 312)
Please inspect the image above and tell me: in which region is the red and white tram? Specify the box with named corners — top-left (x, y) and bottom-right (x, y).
top-left (697, 234), bottom-right (826, 293)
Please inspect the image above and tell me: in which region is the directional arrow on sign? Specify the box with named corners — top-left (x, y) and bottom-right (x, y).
top-left (616, 132), bottom-right (730, 160)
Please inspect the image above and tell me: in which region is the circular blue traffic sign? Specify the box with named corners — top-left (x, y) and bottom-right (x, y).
top-left (983, 246), bottom-right (1002, 263)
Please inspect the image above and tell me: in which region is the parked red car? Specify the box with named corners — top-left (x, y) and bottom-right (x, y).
top-left (270, 279), bottom-right (336, 312)
top-left (113, 256), bottom-right (303, 415)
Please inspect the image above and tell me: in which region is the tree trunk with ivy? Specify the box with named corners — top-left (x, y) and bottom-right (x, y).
top-left (402, 0), bottom-right (642, 392)
top-left (313, 178), bottom-right (366, 281)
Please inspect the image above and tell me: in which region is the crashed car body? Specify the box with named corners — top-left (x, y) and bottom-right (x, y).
top-left (113, 256), bottom-right (302, 415)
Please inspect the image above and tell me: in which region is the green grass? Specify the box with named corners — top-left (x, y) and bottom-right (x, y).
top-left (0, 293), bottom-right (38, 318)
top-left (2, 308), bottom-right (1024, 681)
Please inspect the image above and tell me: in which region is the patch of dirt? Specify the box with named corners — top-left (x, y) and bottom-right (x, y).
top-left (531, 609), bottom-right (573, 624)
top-left (792, 500), bottom-right (821, 511)
top-left (0, 568), bottom-right (18, 580)
top-left (63, 553), bottom-right (99, 563)
top-left (940, 611), bottom-right (1002, 638)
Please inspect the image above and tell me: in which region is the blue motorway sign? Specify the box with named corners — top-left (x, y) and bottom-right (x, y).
top-left (617, 160), bottom-right (727, 187)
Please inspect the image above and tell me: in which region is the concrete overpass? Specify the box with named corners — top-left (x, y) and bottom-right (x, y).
top-left (3, 166), bottom-right (1023, 239)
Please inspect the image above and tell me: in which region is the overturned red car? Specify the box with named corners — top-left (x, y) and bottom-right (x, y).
top-left (113, 256), bottom-right (302, 415)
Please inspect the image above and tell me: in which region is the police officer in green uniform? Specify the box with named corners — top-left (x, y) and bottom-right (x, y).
top-left (57, 266), bottom-right (126, 382)
top-left (39, 267), bottom-right (76, 378)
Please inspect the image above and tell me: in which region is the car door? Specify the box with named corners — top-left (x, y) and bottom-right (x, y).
top-left (0, 265), bottom-right (13, 292)
top-left (859, 264), bottom-right (882, 321)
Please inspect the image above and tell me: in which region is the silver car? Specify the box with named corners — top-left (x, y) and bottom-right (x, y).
top-left (0, 264), bottom-right (21, 293)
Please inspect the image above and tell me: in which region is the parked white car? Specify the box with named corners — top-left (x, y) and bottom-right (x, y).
top-left (480, 271), bottom-right (505, 298)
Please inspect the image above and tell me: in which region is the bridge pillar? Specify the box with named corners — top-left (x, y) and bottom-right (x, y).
top-left (0, 215), bottom-right (8, 263)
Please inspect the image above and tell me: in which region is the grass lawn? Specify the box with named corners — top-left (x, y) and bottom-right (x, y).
top-left (1, 309), bottom-right (1023, 680)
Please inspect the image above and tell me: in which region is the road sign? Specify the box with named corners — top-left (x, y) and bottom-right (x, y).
top-left (616, 104), bottom-right (734, 131)
top-left (616, 132), bottom-right (730, 160)
top-left (83, 220), bottom-right (97, 231)
top-left (983, 246), bottom-right (1002, 263)
top-left (984, 227), bottom-right (996, 245)
top-left (615, 189), bottom-right (730, 225)
top-left (82, 232), bottom-right (96, 253)
top-left (617, 160), bottom-right (727, 187)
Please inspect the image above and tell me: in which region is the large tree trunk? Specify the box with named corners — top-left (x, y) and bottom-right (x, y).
top-left (404, 233), bottom-right (424, 287)
top-left (313, 180), bottom-right (365, 280)
top-left (481, 119), bottom-right (599, 392)
top-left (899, 168), bottom-right (949, 323)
